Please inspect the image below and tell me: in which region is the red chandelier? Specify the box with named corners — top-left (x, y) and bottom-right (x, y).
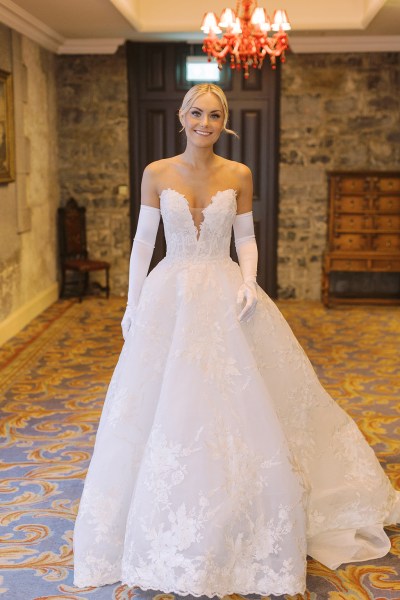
top-left (201, 1), bottom-right (291, 78)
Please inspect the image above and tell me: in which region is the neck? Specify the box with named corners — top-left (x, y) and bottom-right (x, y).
top-left (181, 142), bottom-right (216, 169)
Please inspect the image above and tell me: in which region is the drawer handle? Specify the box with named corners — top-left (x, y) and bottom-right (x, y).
top-left (386, 241), bottom-right (392, 247)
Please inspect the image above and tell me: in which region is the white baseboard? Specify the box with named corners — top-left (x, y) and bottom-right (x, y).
top-left (0, 282), bottom-right (59, 346)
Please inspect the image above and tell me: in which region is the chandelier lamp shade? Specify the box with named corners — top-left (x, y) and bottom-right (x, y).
top-left (201, 1), bottom-right (291, 78)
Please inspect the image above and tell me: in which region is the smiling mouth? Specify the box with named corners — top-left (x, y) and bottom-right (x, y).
top-left (194, 130), bottom-right (212, 136)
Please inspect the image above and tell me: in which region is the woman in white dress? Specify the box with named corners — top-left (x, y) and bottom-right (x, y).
top-left (73, 83), bottom-right (400, 597)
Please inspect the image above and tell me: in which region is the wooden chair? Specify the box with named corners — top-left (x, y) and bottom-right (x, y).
top-left (58, 198), bottom-right (110, 302)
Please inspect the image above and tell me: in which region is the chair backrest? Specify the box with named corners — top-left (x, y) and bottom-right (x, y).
top-left (58, 198), bottom-right (88, 260)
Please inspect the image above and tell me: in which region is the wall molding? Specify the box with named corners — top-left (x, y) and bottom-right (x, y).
top-left (0, 0), bottom-right (123, 54)
top-left (58, 38), bottom-right (125, 55)
top-left (290, 35), bottom-right (400, 54)
top-left (12, 31), bottom-right (31, 233)
top-left (0, 282), bottom-right (59, 346)
top-left (0, 0), bottom-right (63, 53)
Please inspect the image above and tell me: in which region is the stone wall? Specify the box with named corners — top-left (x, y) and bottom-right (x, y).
top-left (278, 52), bottom-right (400, 299)
top-left (56, 48), bottom-right (130, 296)
top-left (56, 48), bottom-right (400, 301)
top-left (0, 24), bottom-right (59, 338)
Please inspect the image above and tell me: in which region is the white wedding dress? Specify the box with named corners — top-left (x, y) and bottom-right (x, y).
top-left (73, 188), bottom-right (400, 597)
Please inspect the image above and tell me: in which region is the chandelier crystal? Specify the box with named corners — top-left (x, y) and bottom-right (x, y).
top-left (201, 1), bottom-right (291, 78)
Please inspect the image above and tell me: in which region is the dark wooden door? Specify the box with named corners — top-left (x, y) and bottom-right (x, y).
top-left (127, 42), bottom-right (280, 296)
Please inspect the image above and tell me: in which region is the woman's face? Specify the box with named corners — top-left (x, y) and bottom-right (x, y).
top-left (183, 92), bottom-right (225, 147)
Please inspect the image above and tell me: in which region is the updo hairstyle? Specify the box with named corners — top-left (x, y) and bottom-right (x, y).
top-left (178, 83), bottom-right (238, 138)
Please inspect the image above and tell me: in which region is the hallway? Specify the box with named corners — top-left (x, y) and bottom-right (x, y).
top-left (0, 299), bottom-right (399, 599)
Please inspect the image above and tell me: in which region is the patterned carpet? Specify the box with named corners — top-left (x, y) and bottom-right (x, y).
top-left (0, 297), bottom-right (399, 600)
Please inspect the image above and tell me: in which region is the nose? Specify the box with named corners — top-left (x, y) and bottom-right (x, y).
top-left (200, 113), bottom-right (209, 127)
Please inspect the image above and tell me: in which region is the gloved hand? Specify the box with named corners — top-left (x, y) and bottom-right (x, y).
top-left (122, 203), bottom-right (160, 340)
top-left (233, 211), bottom-right (258, 323)
top-left (121, 304), bottom-right (136, 340)
top-left (237, 280), bottom-right (258, 322)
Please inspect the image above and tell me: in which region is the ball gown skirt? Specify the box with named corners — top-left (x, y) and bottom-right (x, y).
top-left (73, 188), bottom-right (400, 597)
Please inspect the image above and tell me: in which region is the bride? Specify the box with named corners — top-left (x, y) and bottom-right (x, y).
top-left (73, 83), bottom-right (400, 597)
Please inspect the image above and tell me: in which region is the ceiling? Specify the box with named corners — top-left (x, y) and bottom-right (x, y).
top-left (0, 0), bottom-right (399, 54)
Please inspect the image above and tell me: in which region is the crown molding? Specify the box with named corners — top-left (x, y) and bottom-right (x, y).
top-left (0, 0), bottom-right (63, 52)
top-left (361, 0), bottom-right (387, 29)
top-left (58, 38), bottom-right (125, 55)
top-left (290, 35), bottom-right (400, 54)
top-left (109, 0), bottom-right (141, 31)
top-left (0, 0), bottom-right (123, 54)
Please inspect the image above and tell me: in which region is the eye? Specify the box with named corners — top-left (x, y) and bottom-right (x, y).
top-left (211, 113), bottom-right (221, 120)
top-left (191, 110), bottom-right (201, 117)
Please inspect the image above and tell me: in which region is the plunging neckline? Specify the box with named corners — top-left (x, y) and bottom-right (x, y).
top-left (160, 188), bottom-right (237, 241)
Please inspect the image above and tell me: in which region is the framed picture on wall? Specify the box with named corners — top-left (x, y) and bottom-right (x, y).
top-left (0, 69), bottom-right (16, 184)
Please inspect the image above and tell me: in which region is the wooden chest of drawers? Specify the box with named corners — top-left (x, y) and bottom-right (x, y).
top-left (322, 171), bottom-right (400, 306)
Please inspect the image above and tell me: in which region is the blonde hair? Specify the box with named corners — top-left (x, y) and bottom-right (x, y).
top-left (178, 84), bottom-right (238, 138)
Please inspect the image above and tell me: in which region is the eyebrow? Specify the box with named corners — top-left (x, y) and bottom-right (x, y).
top-left (191, 106), bottom-right (222, 113)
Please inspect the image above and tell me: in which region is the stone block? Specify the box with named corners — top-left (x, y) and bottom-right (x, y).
top-left (325, 97), bottom-right (358, 114)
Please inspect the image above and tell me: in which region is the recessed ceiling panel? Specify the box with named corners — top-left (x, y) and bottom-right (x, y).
top-left (12, 0), bottom-right (135, 37)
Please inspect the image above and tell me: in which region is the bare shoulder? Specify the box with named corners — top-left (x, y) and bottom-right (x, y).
top-left (141, 158), bottom-right (176, 208)
top-left (143, 158), bottom-right (171, 181)
top-left (235, 161), bottom-right (252, 187)
top-left (219, 158), bottom-right (252, 184)
top-left (220, 159), bottom-right (253, 213)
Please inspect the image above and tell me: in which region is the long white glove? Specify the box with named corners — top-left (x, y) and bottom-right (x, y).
top-left (233, 211), bottom-right (258, 322)
top-left (121, 204), bottom-right (160, 340)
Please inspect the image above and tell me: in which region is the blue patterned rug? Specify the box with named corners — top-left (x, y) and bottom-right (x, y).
top-left (0, 298), bottom-right (399, 599)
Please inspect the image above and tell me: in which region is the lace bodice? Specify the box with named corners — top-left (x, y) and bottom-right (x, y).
top-left (160, 188), bottom-right (237, 261)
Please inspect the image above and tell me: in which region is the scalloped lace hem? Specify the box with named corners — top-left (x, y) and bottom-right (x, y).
top-left (74, 576), bottom-right (306, 598)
